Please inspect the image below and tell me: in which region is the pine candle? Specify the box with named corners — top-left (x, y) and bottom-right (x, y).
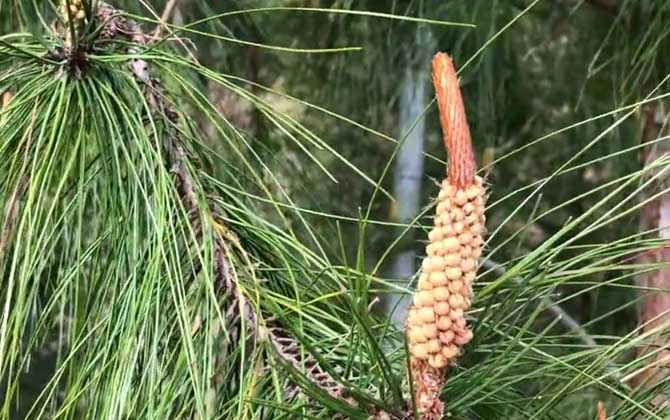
top-left (405, 52), bottom-right (487, 418)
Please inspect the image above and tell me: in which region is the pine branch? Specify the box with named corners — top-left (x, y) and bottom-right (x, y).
top-left (482, 259), bottom-right (625, 383)
top-left (95, 1), bottom-right (256, 341)
top-left (91, 3), bottom-right (359, 410)
top-left (0, 177), bottom-right (27, 259)
top-left (268, 327), bottom-right (349, 401)
top-left (0, 97), bottom-right (31, 261)
top-left (482, 259), bottom-right (597, 346)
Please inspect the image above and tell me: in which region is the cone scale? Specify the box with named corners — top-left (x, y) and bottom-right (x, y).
top-left (405, 53), bottom-right (487, 418)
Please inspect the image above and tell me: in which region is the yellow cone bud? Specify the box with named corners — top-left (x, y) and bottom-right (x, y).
top-left (427, 339), bottom-right (441, 354)
top-left (439, 330), bottom-right (454, 344)
top-left (432, 287), bottom-right (449, 302)
top-left (423, 323), bottom-right (438, 339)
top-left (412, 343), bottom-right (429, 359)
top-left (431, 354), bottom-right (448, 369)
top-left (434, 301), bottom-right (450, 316)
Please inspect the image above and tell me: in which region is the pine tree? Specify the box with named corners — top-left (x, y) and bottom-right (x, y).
top-left (1, 1), bottom-right (670, 419)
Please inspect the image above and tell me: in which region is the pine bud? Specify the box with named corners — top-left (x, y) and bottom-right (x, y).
top-left (60, 0), bottom-right (86, 24)
top-left (430, 354), bottom-right (448, 369)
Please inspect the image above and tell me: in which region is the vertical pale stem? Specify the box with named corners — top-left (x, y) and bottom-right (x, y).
top-left (387, 67), bottom-right (428, 328)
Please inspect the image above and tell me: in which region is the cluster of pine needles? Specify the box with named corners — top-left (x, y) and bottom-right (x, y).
top-left (0, 1), bottom-right (669, 419)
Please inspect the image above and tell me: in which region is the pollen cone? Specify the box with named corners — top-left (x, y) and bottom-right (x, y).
top-left (405, 52), bottom-right (487, 419)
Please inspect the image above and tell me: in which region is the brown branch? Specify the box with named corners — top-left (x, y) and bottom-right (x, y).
top-left (0, 178), bottom-right (28, 259)
top-left (410, 360), bottom-right (444, 420)
top-left (432, 53), bottom-right (475, 188)
top-left (2, 92), bottom-right (11, 108)
top-left (0, 92), bottom-right (11, 126)
top-left (633, 103), bottom-right (670, 401)
top-left (269, 327), bottom-right (350, 401)
top-left (96, 1), bottom-right (248, 326)
top-left (1, 98), bottom-right (33, 261)
top-left (93, 3), bottom-right (363, 412)
top-left (597, 401), bottom-right (607, 420)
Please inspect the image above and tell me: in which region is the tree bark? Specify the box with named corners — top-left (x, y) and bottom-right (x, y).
top-left (634, 104), bottom-right (670, 399)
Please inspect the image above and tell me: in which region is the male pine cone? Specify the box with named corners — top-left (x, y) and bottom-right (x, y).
top-left (60, 0), bottom-right (86, 23)
top-left (406, 177), bottom-right (485, 368)
top-left (405, 53), bottom-right (486, 370)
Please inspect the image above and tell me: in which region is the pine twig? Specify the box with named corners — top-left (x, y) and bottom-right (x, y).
top-left (0, 178), bottom-right (28, 260)
top-left (268, 327), bottom-right (349, 401)
top-left (92, 3), bottom-right (356, 410)
top-left (95, 0), bottom-right (254, 344)
top-left (481, 259), bottom-right (624, 382)
top-left (1, 98), bottom-right (33, 261)
top-left (597, 401), bottom-right (607, 420)
top-left (1, 91), bottom-right (11, 108)
top-left (481, 260), bottom-right (597, 346)
top-left (153, 0), bottom-right (178, 39)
